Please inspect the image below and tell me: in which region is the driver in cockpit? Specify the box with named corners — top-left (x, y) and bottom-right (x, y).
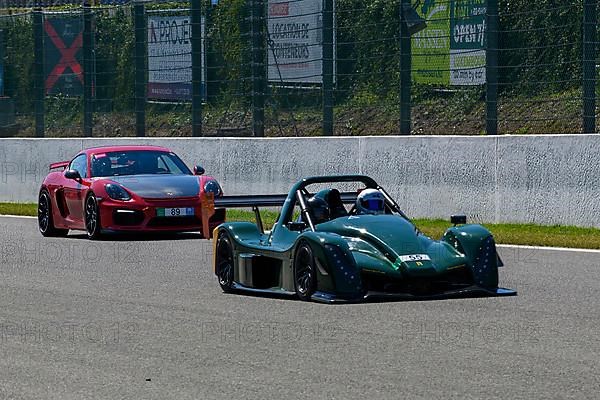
top-left (355, 189), bottom-right (386, 215)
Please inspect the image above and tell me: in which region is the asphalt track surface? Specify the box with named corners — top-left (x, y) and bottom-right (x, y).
top-left (0, 216), bottom-right (598, 400)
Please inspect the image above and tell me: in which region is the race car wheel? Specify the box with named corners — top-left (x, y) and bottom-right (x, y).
top-left (215, 231), bottom-right (235, 293)
top-left (38, 190), bottom-right (69, 237)
top-left (294, 241), bottom-right (317, 301)
top-left (85, 194), bottom-right (102, 240)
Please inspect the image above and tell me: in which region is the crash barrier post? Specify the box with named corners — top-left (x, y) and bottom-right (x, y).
top-left (582, 0), bottom-right (597, 134)
top-left (322, 0), bottom-right (334, 136)
top-left (134, 0), bottom-right (146, 137)
top-left (33, 8), bottom-right (45, 138)
top-left (191, 0), bottom-right (203, 137)
top-left (251, 0), bottom-right (265, 137)
top-left (83, 1), bottom-right (94, 137)
top-left (486, 0), bottom-right (499, 136)
top-left (399, 0), bottom-right (411, 135)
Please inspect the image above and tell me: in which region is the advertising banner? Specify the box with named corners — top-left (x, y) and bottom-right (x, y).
top-left (450, 0), bottom-right (486, 85)
top-left (44, 16), bottom-right (84, 96)
top-left (412, 0), bottom-right (451, 85)
top-left (412, 0), bottom-right (486, 86)
top-left (147, 14), bottom-right (204, 102)
top-left (267, 0), bottom-right (335, 84)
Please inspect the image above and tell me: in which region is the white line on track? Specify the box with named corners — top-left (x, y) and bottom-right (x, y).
top-left (0, 214), bottom-right (37, 220)
top-left (497, 244), bottom-right (600, 254)
top-left (1, 215), bottom-right (599, 254)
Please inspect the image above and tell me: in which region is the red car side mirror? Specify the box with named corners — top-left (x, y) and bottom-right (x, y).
top-left (194, 165), bottom-right (205, 175)
top-left (64, 169), bottom-right (81, 180)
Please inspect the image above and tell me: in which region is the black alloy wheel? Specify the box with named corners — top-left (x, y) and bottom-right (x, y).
top-left (293, 241), bottom-right (317, 301)
top-left (216, 232), bottom-right (235, 292)
top-left (38, 190), bottom-right (68, 237)
top-left (85, 194), bottom-right (102, 240)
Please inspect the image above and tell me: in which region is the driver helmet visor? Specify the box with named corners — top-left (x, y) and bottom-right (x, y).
top-left (361, 198), bottom-right (385, 211)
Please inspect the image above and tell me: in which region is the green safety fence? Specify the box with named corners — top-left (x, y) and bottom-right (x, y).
top-left (0, 0), bottom-right (597, 137)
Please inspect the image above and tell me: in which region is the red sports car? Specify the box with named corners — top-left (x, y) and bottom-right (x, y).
top-left (38, 145), bottom-right (225, 239)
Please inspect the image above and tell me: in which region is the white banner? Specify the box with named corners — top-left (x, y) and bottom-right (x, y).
top-left (147, 15), bottom-right (205, 101)
top-left (267, 0), bottom-right (334, 84)
top-left (450, 49), bottom-right (486, 85)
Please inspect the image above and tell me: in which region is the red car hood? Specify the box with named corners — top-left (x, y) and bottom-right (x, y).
top-left (106, 174), bottom-right (201, 199)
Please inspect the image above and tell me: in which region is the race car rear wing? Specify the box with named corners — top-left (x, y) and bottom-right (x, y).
top-left (201, 191), bottom-right (360, 237)
top-left (49, 161), bottom-right (69, 171)
top-left (213, 194), bottom-right (289, 208)
top-left (212, 194), bottom-right (290, 235)
top-left (200, 193), bottom-right (287, 238)
top-left (212, 191), bottom-right (360, 209)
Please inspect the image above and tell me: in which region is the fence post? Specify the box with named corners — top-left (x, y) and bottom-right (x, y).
top-left (83, 1), bottom-right (94, 137)
top-left (322, 0), bottom-right (334, 136)
top-left (399, 0), bottom-right (411, 135)
top-left (205, 1), bottom-right (214, 102)
top-left (191, 0), bottom-right (203, 137)
top-left (250, 0), bottom-right (265, 137)
top-left (583, 0), bottom-right (597, 134)
top-left (134, 0), bottom-right (146, 137)
top-left (33, 8), bottom-right (45, 138)
top-left (485, 0), bottom-right (499, 135)
top-left (0, 30), bottom-right (4, 97)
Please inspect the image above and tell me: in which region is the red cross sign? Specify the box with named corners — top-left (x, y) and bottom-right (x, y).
top-left (44, 19), bottom-right (83, 93)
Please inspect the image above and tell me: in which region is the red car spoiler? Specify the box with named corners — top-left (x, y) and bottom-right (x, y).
top-left (49, 161), bottom-right (69, 171)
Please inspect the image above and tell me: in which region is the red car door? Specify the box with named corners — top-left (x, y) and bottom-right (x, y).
top-left (62, 154), bottom-right (90, 228)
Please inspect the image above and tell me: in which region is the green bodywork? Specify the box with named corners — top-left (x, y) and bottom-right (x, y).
top-left (214, 175), bottom-right (511, 301)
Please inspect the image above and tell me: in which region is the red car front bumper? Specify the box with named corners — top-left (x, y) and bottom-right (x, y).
top-left (97, 196), bottom-right (225, 237)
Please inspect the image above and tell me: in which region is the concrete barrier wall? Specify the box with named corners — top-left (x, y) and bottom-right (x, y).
top-left (1, 135), bottom-right (598, 227)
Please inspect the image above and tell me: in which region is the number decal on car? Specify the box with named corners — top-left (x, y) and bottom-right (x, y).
top-left (157, 208), bottom-right (194, 217)
top-left (398, 254), bottom-right (431, 262)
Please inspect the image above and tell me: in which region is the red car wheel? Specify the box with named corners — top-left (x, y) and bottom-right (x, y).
top-left (85, 194), bottom-right (103, 240)
top-left (38, 190), bottom-right (68, 237)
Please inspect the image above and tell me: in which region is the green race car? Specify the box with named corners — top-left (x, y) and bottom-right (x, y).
top-left (202, 175), bottom-right (516, 303)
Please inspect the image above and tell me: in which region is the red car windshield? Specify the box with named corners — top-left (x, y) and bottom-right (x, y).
top-left (90, 150), bottom-right (192, 177)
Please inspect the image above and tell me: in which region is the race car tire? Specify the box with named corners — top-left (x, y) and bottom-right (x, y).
top-left (293, 241), bottom-right (317, 301)
top-left (85, 194), bottom-right (103, 240)
top-left (215, 231), bottom-right (235, 293)
top-left (38, 190), bottom-right (69, 237)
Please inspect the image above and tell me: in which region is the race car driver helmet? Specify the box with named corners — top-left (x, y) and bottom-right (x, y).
top-left (307, 195), bottom-right (330, 224)
top-left (356, 189), bottom-right (385, 215)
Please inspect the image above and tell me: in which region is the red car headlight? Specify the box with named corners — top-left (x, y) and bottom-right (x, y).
top-left (105, 184), bottom-right (131, 201)
top-left (204, 180), bottom-right (222, 197)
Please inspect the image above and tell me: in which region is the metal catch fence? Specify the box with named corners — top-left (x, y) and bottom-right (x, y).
top-left (0, 0), bottom-right (598, 137)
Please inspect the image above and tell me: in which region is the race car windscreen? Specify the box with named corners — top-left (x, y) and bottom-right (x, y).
top-left (90, 151), bottom-right (192, 177)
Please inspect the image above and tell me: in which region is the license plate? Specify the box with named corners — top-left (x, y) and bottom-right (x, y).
top-left (398, 254), bottom-right (431, 263)
top-left (156, 207), bottom-right (194, 217)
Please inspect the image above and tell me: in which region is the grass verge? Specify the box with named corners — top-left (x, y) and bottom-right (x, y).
top-left (0, 203), bottom-right (38, 217)
top-left (3, 204), bottom-right (600, 249)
